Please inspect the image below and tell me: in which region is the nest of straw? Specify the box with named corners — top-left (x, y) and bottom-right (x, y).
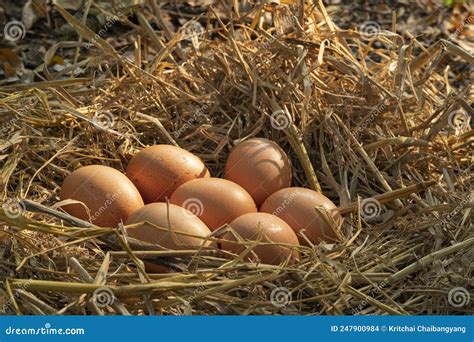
top-left (0, 1), bottom-right (472, 315)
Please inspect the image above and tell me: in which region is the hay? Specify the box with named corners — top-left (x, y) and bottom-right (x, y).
top-left (0, 1), bottom-right (472, 315)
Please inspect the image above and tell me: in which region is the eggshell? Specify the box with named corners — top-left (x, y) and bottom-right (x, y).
top-left (60, 165), bottom-right (144, 228)
top-left (260, 187), bottom-right (342, 245)
top-left (224, 138), bottom-right (292, 206)
top-left (126, 145), bottom-right (210, 203)
top-left (222, 213), bottom-right (300, 265)
top-left (125, 203), bottom-right (212, 250)
top-left (170, 177), bottom-right (257, 231)
top-left (142, 261), bottom-right (171, 274)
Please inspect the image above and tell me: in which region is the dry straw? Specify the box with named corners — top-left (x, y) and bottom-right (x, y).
top-left (0, 1), bottom-right (472, 315)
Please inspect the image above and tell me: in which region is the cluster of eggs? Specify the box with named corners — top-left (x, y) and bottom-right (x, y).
top-left (60, 138), bottom-right (341, 266)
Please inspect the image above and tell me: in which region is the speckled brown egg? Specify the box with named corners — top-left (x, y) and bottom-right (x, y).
top-left (224, 138), bottom-right (292, 206)
top-left (222, 213), bottom-right (300, 265)
top-left (170, 177), bottom-right (257, 231)
top-left (260, 187), bottom-right (342, 245)
top-left (60, 165), bottom-right (144, 228)
top-left (126, 145), bottom-right (210, 203)
top-left (125, 203), bottom-right (213, 250)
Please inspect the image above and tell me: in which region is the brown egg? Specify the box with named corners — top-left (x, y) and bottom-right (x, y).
top-left (222, 213), bottom-right (300, 265)
top-left (224, 138), bottom-right (292, 206)
top-left (60, 165), bottom-right (144, 227)
top-left (260, 187), bottom-right (342, 245)
top-left (170, 178), bottom-right (257, 231)
top-left (126, 145), bottom-right (210, 203)
top-left (125, 203), bottom-right (212, 250)
top-left (142, 261), bottom-right (171, 274)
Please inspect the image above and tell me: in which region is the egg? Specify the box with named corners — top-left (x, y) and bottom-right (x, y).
top-left (224, 138), bottom-right (292, 206)
top-left (126, 145), bottom-right (210, 203)
top-left (222, 213), bottom-right (300, 265)
top-left (60, 165), bottom-right (144, 227)
top-left (260, 187), bottom-right (342, 245)
top-left (142, 261), bottom-right (170, 274)
top-left (125, 203), bottom-right (212, 250)
top-left (170, 177), bottom-right (257, 230)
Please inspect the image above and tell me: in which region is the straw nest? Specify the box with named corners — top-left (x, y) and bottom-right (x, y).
top-left (0, 1), bottom-right (472, 315)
